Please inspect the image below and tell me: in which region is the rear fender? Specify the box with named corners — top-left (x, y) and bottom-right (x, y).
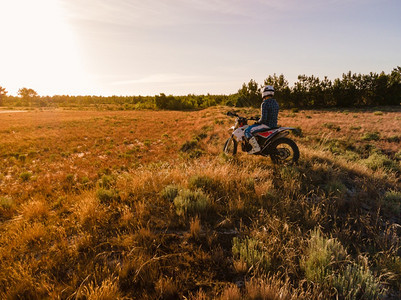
top-left (261, 127), bottom-right (296, 151)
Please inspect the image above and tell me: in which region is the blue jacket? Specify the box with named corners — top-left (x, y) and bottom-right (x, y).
top-left (259, 98), bottom-right (279, 128)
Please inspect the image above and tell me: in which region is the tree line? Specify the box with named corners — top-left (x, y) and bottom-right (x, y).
top-left (0, 67), bottom-right (400, 109)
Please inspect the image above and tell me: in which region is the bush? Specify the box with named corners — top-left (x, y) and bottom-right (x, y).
top-left (96, 188), bottom-right (120, 204)
top-left (301, 228), bottom-right (347, 284)
top-left (323, 123), bottom-right (341, 131)
top-left (322, 179), bottom-right (347, 196)
top-left (386, 135), bottom-right (400, 143)
top-left (173, 189), bottom-right (209, 216)
top-left (362, 153), bottom-right (400, 172)
top-left (161, 185), bottom-right (179, 202)
top-left (232, 237), bottom-right (270, 273)
top-left (0, 196), bottom-right (14, 209)
top-left (180, 140), bottom-right (198, 152)
top-left (396, 150), bottom-right (401, 161)
top-left (188, 175), bottom-right (219, 193)
top-left (383, 190), bottom-right (401, 215)
top-left (362, 132), bottom-right (380, 141)
top-left (98, 174), bottom-right (114, 189)
top-left (331, 261), bottom-right (386, 299)
top-left (19, 172), bottom-right (32, 182)
top-left (180, 140), bottom-right (204, 158)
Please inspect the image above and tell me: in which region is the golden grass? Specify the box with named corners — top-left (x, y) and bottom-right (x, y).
top-left (0, 106), bottom-right (400, 298)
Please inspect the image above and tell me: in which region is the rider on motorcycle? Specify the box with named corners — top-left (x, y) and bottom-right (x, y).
top-left (244, 85), bottom-right (279, 154)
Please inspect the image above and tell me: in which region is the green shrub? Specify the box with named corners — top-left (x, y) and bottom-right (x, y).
top-left (180, 140), bottom-right (204, 158)
top-left (362, 132), bottom-right (380, 141)
top-left (324, 139), bottom-right (355, 154)
top-left (98, 174), bottom-right (114, 189)
top-left (384, 190), bottom-right (401, 202)
top-left (361, 153), bottom-right (400, 172)
top-left (331, 261), bottom-right (386, 300)
top-left (232, 237), bottom-right (270, 272)
top-left (322, 179), bottom-right (347, 196)
top-left (180, 140), bottom-right (198, 152)
top-left (20, 172), bottom-right (32, 182)
top-left (344, 150), bottom-right (360, 161)
top-left (323, 123), bottom-right (341, 131)
top-left (96, 188), bottom-right (120, 204)
top-left (383, 190), bottom-right (401, 215)
top-left (386, 135), bottom-right (400, 143)
top-left (66, 174), bottom-right (75, 183)
top-left (81, 176), bottom-right (90, 185)
top-left (301, 228), bottom-right (347, 284)
top-left (188, 175), bottom-right (219, 193)
top-left (0, 196), bottom-right (14, 209)
top-left (161, 185), bottom-right (179, 202)
top-left (173, 189), bottom-right (209, 216)
top-left (195, 132), bottom-right (207, 140)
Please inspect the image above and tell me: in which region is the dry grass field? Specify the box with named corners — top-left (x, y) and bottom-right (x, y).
top-left (0, 106), bottom-right (400, 299)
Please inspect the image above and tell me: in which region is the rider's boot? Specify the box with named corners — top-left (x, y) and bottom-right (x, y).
top-left (247, 137), bottom-right (261, 154)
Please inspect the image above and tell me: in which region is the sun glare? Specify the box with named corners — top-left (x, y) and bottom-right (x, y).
top-left (0, 0), bottom-right (91, 95)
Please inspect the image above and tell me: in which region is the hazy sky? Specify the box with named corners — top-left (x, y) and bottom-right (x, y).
top-left (1, 0), bottom-right (400, 96)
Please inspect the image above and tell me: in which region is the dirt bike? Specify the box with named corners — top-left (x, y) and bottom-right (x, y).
top-left (223, 111), bottom-right (300, 164)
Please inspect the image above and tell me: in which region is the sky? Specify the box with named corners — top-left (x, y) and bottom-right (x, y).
top-left (0, 0), bottom-right (400, 96)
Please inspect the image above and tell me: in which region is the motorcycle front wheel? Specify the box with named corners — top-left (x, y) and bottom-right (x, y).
top-left (223, 137), bottom-right (237, 155)
top-left (269, 137), bottom-right (299, 164)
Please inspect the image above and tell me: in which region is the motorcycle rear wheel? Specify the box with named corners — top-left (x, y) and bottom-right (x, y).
top-left (223, 137), bottom-right (237, 155)
top-left (269, 137), bottom-right (299, 164)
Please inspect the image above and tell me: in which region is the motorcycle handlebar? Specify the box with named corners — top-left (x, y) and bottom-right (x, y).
top-left (226, 111), bottom-right (259, 121)
top-left (226, 111), bottom-right (238, 117)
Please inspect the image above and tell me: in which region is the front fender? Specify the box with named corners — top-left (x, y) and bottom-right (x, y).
top-left (232, 126), bottom-right (248, 142)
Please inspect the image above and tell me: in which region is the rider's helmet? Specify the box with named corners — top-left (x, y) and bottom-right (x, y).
top-left (262, 85), bottom-right (274, 98)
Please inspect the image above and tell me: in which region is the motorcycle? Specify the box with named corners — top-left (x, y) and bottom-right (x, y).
top-left (223, 111), bottom-right (300, 164)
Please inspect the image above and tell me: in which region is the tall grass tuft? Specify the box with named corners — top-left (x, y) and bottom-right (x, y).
top-left (301, 228), bottom-right (347, 284)
top-left (173, 189), bottom-right (209, 216)
top-left (160, 184), bottom-right (179, 201)
top-left (79, 277), bottom-right (122, 300)
top-left (189, 216), bottom-right (202, 239)
top-left (244, 277), bottom-right (291, 300)
top-left (232, 237), bottom-right (270, 273)
top-left (331, 260), bottom-right (386, 300)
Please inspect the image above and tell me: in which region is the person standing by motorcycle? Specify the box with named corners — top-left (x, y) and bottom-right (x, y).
top-left (244, 85), bottom-right (279, 154)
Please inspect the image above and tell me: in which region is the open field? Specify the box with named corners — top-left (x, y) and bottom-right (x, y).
top-left (0, 106), bottom-right (400, 299)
